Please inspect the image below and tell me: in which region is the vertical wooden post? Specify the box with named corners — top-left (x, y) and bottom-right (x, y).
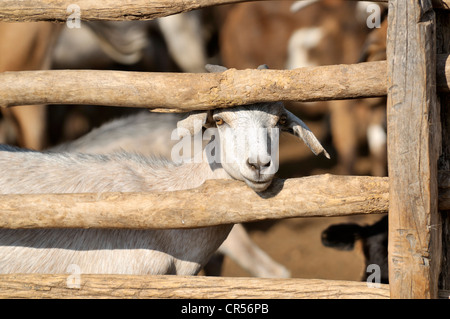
top-left (387, 0), bottom-right (442, 298)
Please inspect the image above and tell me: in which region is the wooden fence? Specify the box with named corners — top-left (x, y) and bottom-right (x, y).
top-left (0, 0), bottom-right (449, 299)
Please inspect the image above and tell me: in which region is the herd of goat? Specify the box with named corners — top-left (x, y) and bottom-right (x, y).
top-left (0, 1), bottom-right (389, 284)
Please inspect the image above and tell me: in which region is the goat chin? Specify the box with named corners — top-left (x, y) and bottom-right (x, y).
top-left (244, 179), bottom-right (272, 192)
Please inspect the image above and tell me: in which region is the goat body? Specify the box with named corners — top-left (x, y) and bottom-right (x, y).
top-left (53, 111), bottom-right (291, 278)
top-left (0, 145), bottom-right (231, 275)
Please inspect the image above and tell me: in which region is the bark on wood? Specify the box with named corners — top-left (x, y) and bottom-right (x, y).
top-left (0, 0), bottom-right (448, 22)
top-left (387, 0), bottom-right (441, 299)
top-left (0, 274), bottom-right (390, 299)
top-left (0, 175), bottom-right (390, 230)
top-left (0, 62), bottom-right (388, 111)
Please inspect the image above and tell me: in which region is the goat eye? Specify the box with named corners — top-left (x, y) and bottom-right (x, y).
top-left (215, 118), bottom-right (224, 126)
top-left (278, 115), bottom-right (287, 126)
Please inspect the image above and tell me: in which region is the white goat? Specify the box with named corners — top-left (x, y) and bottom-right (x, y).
top-left (51, 111), bottom-right (183, 156)
top-left (0, 66), bottom-right (328, 275)
top-left (52, 110), bottom-right (291, 278)
top-left (54, 11), bottom-right (206, 72)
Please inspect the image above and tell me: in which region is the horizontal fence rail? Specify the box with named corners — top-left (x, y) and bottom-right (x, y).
top-left (0, 274), bottom-right (391, 299)
top-left (0, 175), bottom-right (390, 229)
top-left (0, 171), bottom-right (450, 229)
top-left (4, 274), bottom-right (449, 299)
top-left (0, 0), bottom-right (246, 22)
top-left (0, 0), bottom-right (448, 22)
top-left (0, 173), bottom-right (448, 230)
top-left (0, 61), bottom-right (387, 111)
top-left (0, 56), bottom-right (448, 111)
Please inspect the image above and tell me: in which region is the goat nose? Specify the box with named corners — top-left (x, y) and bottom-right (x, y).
top-left (246, 158), bottom-right (271, 171)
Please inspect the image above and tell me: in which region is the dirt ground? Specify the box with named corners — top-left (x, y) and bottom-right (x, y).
top-left (218, 214), bottom-right (385, 281)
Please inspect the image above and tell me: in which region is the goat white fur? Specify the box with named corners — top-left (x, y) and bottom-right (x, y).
top-left (0, 66), bottom-right (328, 275)
top-left (53, 110), bottom-right (291, 278)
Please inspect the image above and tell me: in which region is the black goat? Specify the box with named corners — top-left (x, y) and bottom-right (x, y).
top-left (321, 215), bottom-right (388, 284)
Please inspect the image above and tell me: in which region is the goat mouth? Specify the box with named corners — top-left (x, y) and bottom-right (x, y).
top-left (244, 178), bottom-right (272, 192)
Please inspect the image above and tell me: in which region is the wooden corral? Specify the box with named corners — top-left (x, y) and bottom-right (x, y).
top-left (0, 0), bottom-right (449, 299)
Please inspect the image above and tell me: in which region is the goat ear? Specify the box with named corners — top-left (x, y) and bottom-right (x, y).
top-left (284, 110), bottom-right (331, 159)
top-left (177, 111), bottom-right (213, 135)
